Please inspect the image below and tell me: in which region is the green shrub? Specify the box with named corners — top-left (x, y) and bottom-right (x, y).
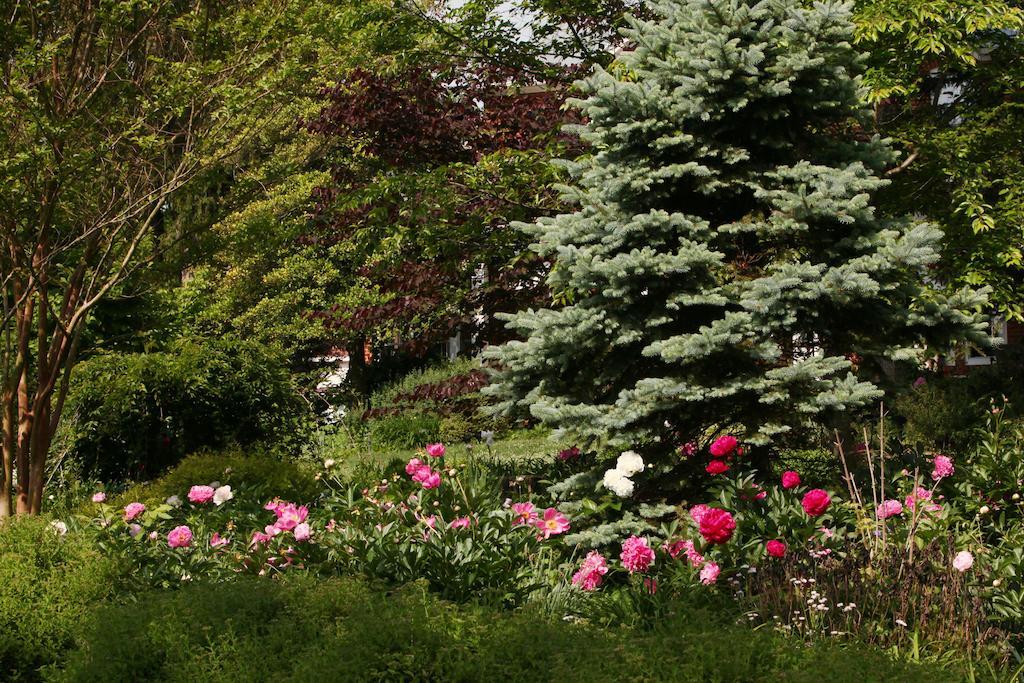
top-left (367, 412), bottom-right (441, 450)
top-left (52, 575), bottom-right (947, 682)
top-left (0, 517), bottom-right (122, 682)
top-left (59, 337), bottom-right (309, 481)
top-left (115, 446), bottom-right (319, 507)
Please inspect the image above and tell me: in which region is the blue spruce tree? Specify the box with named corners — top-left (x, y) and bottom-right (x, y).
top-left (484, 0), bottom-right (987, 461)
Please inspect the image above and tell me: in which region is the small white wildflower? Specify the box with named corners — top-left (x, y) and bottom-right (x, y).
top-left (323, 459), bottom-right (336, 469)
top-left (895, 619), bottom-right (907, 627)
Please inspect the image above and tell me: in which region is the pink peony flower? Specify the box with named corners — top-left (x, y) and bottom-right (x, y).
top-left (876, 499), bottom-right (904, 519)
top-left (699, 508), bottom-right (736, 545)
top-left (188, 485), bottom-right (215, 504)
top-left (678, 442), bottom-right (697, 457)
top-left (766, 540), bottom-right (787, 558)
top-left (535, 507), bottom-right (570, 539)
top-left (264, 499), bottom-right (285, 514)
top-left (699, 561), bottom-right (720, 585)
top-left (801, 489), bottom-right (831, 517)
top-left (265, 524), bottom-right (281, 537)
top-left (620, 535), bottom-right (656, 573)
top-left (274, 503), bottom-right (309, 531)
top-left (147, 531), bottom-right (159, 541)
top-left (952, 550), bottom-right (973, 572)
top-left (405, 458), bottom-right (425, 475)
top-left (449, 516), bottom-right (471, 530)
top-left (293, 523), bottom-right (311, 542)
top-left (91, 492), bottom-right (106, 503)
top-left (571, 551), bottom-right (608, 591)
top-left (904, 487), bottom-right (932, 508)
top-left (689, 504), bottom-right (712, 525)
top-left (250, 531), bottom-right (272, 547)
top-left (931, 455), bottom-right (954, 481)
top-left (128, 524), bottom-right (143, 538)
top-left (705, 459), bottom-right (730, 475)
top-left (123, 502), bottom-right (146, 522)
top-left (644, 577), bottom-right (658, 594)
top-left (209, 532), bottom-right (229, 547)
top-left (425, 443), bottom-right (446, 458)
top-left (781, 471), bottom-right (801, 489)
top-left (666, 539), bottom-right (705, 567)
top-left (511, 502), bottom-right (538, 525)
top-left (167, 525), bottom-right (193, 548)
top-left (709, 435), bottom-right (738, 458)
top-left (421, 471), bottom-right (441, 489)
top-left (558, 446), bottom-right (581, 461)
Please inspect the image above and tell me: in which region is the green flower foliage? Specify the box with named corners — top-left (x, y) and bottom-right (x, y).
top-left (485, 0), bottom-right (989, 456)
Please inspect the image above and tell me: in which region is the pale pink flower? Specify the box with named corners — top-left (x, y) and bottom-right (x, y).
top-left (534, 507), bottom-right (570, 539)
top-left (91, 492), bottom-right (106, 503)
top-left (210, 532), bottom-right (229, 547)
top-left (264, 499), bottom-right (285, 514)
top-left (931, 455), bottom-right (954, 481)
top-left (620, 535), bottom-right (655, 573)
top-left (699, 562), bottom-right (720, 585)
top-left (571, 551), bottom-right (608, 591)
top-left (123, 502), bottom-right (146, 522)
top-left (250, 531), bottom-right (272, 547)
top-left (128, 524), bottom-right (143, 538)
top-left (425, 443), bottom-right (446, 458)
top-left (148, 531), bottom-right (159, 541)
top-left (167, 525), bottom-right (193, 548)
top-left (265, 524), bottom-right (282, 537)
top-left (188, 485), bottom-right (215, 504)
top-left (876, 499), bottom-right (904, 519)
top-left (293, 523), bottom-right (311, 542)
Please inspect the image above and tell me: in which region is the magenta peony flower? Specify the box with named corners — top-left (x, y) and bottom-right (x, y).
top-left (123, 502), bottom-right (146, 522)
top-left (705, 459), bottom-right (730, 475)
top-left (931, 455), bottom-right (954, 481)
top-left (188, 485), bottom-right (215, 504)
top-left (250, 531), bottom-right (272, 547)
top-left (620, 535), bottom-right (656, 573)
top-left (689, 504), bottom-right (712, 525)
top-left (666, 539), bottom-right (705, 567)
top-left (699, 561), bottom-right (720, 585)
top-left (557, 446), bottom-right (580, 461)
top-left (167, 525), bottom-right (193, 548)
top-left (425, 443), bottom-right (446, 458)
top-left (534, 507), bottom-right (570, 539)
top-left (449, 516), bottom-right (471, 530)
top-left (511, 502), bottom-right (538, 525)
top-left (766, 540), bottom-right (787, 558)
top-left (876, 499), bottom-right (904, 519)
top-left (801, 489), bottom-right (831, 517)
top-left (709, 435), bottom-right (738, 458)
top-left (293, 523), bottom-right (311, 542)
top-left (421, 471), bottom-right (441, 489)
top-left (91, 492), bottom-right (106, 503)
top-left (572, 551), bottom-right (608, 591)
top-left (699, 508), bottom-right (736, 544)
top-left (405, 458), bottom-right (425, 475)
top-left (781, 471), bottom-right (801, 489)
top-left (678, 442), bottom-right (697, 457)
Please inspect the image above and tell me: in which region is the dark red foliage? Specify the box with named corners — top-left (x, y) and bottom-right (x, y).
top-left (361, 369), bottom-right (490, 419)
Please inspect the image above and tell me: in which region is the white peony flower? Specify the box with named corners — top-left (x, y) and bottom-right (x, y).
top-left (165, 495), bottom-right (182, 507)
top-left (952, 550), bottom-right (973, 572)
top-left (602, 468), bottom-right (635, 497)
top-left (213, 485), bottom-right (233, 506)
top-left (615, 451), bottom-right (645, 477)
top-left (50, 520), bottom-right (68, 536)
